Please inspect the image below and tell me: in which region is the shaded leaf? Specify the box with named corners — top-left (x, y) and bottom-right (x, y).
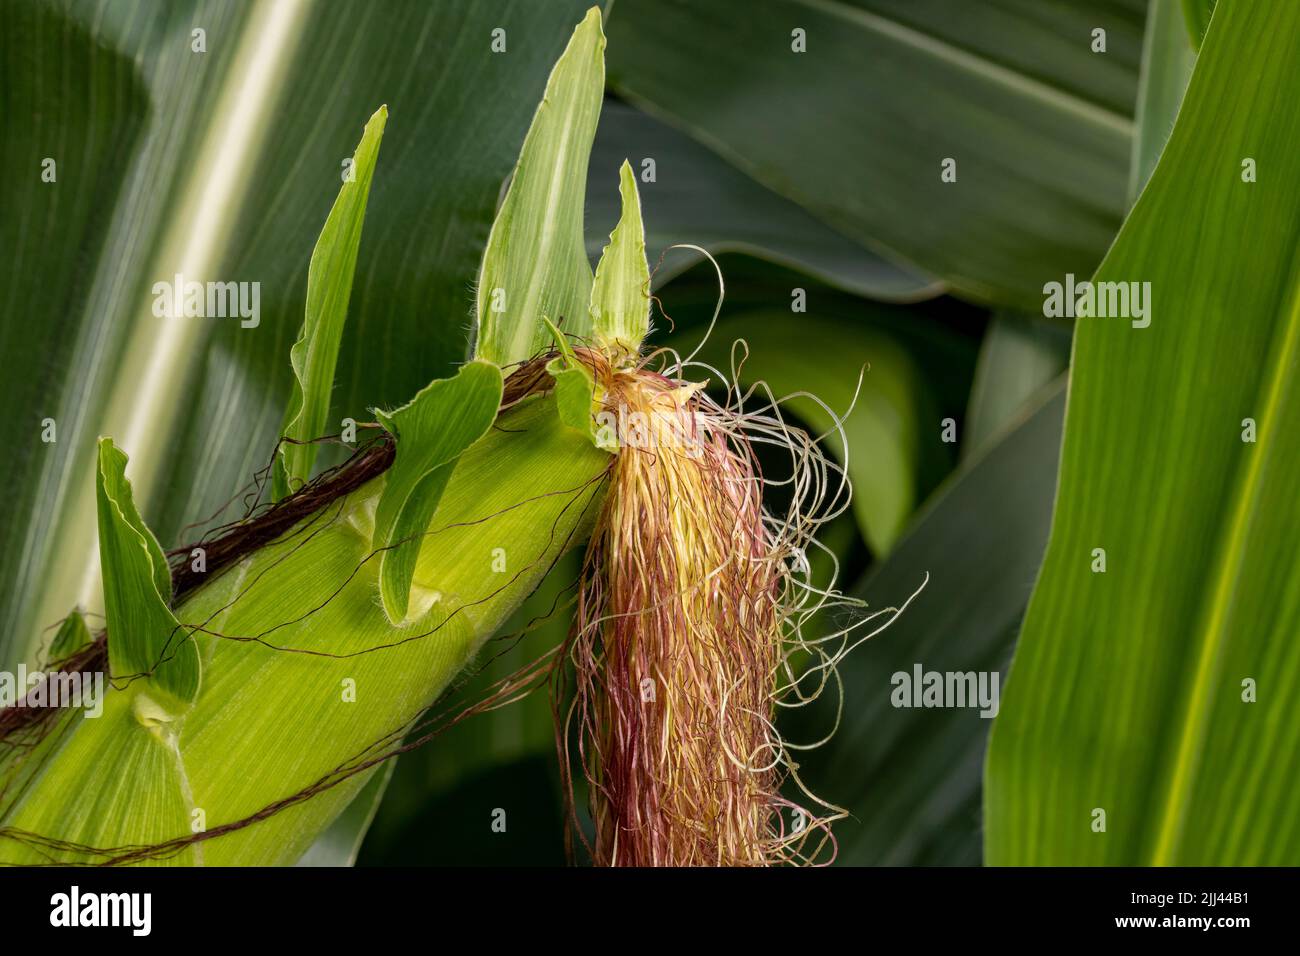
top-left (963, 315), bottom-right (1069, 459)
top-left (607, 0), bottom-right (1144, 311)
top-left (1129, 0), bottom-right (1197, 204)
top-left (793, 382), bottom-right (1064, 864)
top-left (587, 101), bottom-right (939, 300)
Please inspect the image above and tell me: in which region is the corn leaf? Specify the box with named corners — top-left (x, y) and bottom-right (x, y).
top-left (274, 106), bottom-right (388, 500)
top-left (1181, 0), bottom-right (1216, 47)
top-left (1129, 0), bottom-right (1197, 204)
top-left (607, 0), bottom-right (1145, 311)
top-left (963, 316), bottom-right (1069, 459)
top-left (986, 0), bottom-right (1300, 865)
top-left (373, 360), bottom-right (505, 624)
top-left (587, 102), bottom-right (939, 301)
top-left (790, 383), bottom-right (1065, 864)
top-left (474, 6), bottom-right (605, 364)
top-left (95, 438), bottom-right (200, 704)
top-left (590, 161), bottom-right (650, 357)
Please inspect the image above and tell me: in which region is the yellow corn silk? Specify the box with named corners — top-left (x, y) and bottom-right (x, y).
top-left (0, 395), bottom-right (608, 865)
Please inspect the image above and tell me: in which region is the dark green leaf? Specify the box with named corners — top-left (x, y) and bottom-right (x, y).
top-left (587, 101), bottom-right (939, 301)
top-left (987, 0), bottom-right (1300, 865)
top-left (963, 315), bottom-right (1069, 458)
top-left (792, 382), bottom-right (1063, 864)
top-left (607, 0), bottom-right (1144, 311)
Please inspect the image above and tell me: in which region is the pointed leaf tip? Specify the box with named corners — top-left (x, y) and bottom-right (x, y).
top-left (274, 107), bottom-right (387, 500)
top-left (95, 438), bottom-right (200, 703)
top-left (591, 159), bottom-right (651, 360)
top-left (473, 8), bottom-right (606, 366)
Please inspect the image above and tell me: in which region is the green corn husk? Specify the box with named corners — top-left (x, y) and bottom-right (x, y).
top-left (0, 395), bottom-right (607, 865)
top-left (0, 7), bottom-right (631, 866)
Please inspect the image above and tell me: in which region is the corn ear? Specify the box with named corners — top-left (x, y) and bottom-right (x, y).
top-left (0, 394), bottom-right (608, 865)
top-left (0, 6), bottom-right (625, 867)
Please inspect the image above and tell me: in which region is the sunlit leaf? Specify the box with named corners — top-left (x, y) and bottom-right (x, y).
top-left (274, 106), bottom-right (387, 499)
top-left (475, 6), bottom-right (605, 364)
top-left (987, 0), bottom-right (1300, 865)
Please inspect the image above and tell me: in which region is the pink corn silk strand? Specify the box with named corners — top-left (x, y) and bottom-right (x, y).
top-left (567, 367), bottom-right (788, 866)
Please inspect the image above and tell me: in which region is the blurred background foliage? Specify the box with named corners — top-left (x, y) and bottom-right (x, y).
top-left (2, 0), bottom-right (1206, 864)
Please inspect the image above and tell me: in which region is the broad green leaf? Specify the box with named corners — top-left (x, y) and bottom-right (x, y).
top-left (590, 161), bottom-right (651, 358)
top-left (474, 7), bottom-right (605, 364)
top-left (587, 102), bottom-right (940, 301)
top-left (1128, 0), bottom-right (1197, 204)
top-left (607, 0), bottom-right (1144, 312)
top-left (986, 0), bottom-right (1300, 865)
top-left (95, 438), bottom-right (200, 704)
top-left (373, 360), bottom-right (505, 625)
top-left (963, 316), bottom-right (1069, 459)
top-left (274, 106), bottom-right (387, 500)
top-left (791, 383), bottom-right (1064, 864)
top-left (2, 0), bottom-right (597, 672)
